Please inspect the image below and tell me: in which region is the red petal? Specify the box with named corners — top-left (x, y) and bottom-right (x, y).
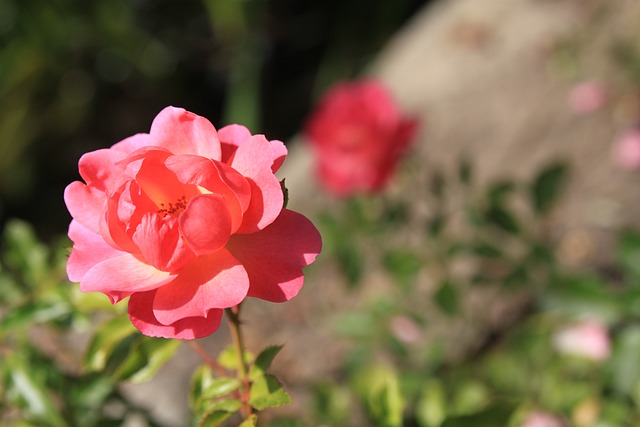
top-left (165, 155), bottom-right (251, 233)
top-left (111, 133), bottom-right (153, 154)
top-left (218, 124), bottom-right (251, 163)
top-left (226, 209), bottom-right (322, 302)
top-left (64, 181), bottom-right (106, 234)
top-left (132, 213), bottom-right (195, 272)
top-left (80, 253), bottom-right (176, 294)
top-left (134, 149), bottom-right (198, 208)
top-left (149, 106), bottom-right (221, 160)
top-left (152, 249), bottom-right (249, 325)
top-left (77, 148), bottom-right (128, 192)
top-left (230, 135), bottom-right (284, 233)
top-left (67, 220), bottom-right (121, 282)
top-left (179, 194), bottom-right (232, 256)
top-left (129, 290), bottom-right (222, 339)
top-left (269, 139), bottom-right (287, 173)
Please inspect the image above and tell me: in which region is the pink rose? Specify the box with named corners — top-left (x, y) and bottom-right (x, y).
top-left (611, 127), bottom-right (640, 170)
top-left (304, 80), bottom-right (418, 196)
top-left (64, 106), bottom-right (322, 339)
top-left (552, 320), bottom-right (611, 362)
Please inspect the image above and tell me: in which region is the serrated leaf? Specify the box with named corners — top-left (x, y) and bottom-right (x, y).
top-left (217, 345), bottom-right (254, 371)
top-left (238, 414), bottom-right (258, 427)
top-left (196, 398), bottom-right (242, 424)
top-left (250, 345), bottom-right (284, 380)
top-left (530, 161), bottom-right (568, 214)
top-left (205, 378), bottom-right (242, 399)
top-left (198, 407), bottom-right (236, 427)
top-left (249, 374), bottom-right (292, 410)
top-left (193, 377), bottom-right (242, 413)
top-left (85, 316), bottom-right (137, 372)
top-left (433, 281), bottom-right (459, 316)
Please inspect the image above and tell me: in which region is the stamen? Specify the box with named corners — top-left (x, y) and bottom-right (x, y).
top-left (158, 195), bottom-right (188, 217)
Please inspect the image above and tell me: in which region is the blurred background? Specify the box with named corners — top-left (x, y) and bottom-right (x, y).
top-left (0, 0), bottom-right (429, 239)
top-left (5, 0), bottom-right (640, 425)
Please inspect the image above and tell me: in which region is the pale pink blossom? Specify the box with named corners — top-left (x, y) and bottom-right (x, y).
top-left (567, 81), bottom-right (607, 114)
top-left (612, 127), bottom-right (640, 170)
top-left (553, 320), bottom-right (611, 362)
top-left (389, 315), bottom-right (422, 344)
top-left (521, 412), bottom-right (565, 427)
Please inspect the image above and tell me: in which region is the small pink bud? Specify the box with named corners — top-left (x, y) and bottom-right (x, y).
top-left (389, 315), bottom-right (422, 344)
top-left (521, 412), bottom-right (566, 427)
top-left (612, 127), bottom-right (640, 170)
top-left (553, 320), bottom-right (611, 362)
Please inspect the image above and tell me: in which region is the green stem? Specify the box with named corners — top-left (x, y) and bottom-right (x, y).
top-left (226, 305), bottom-right (252, 420)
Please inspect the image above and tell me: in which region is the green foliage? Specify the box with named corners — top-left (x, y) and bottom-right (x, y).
top-left (190, 344), bottom-right (290, 426)
top-left (249, 374), bottom-right (292, 411)
top-left (530, 162), bottom-right (568, 215)
top-left (433, 280), bottom-right (459, 316)
top-left (354, 364), bottom-right (404, 427)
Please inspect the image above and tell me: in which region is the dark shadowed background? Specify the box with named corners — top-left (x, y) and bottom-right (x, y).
top-left (0, 0), bottom-right (431, 239)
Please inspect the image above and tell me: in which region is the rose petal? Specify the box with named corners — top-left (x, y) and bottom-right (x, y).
top-left (149, 106), bottom-right (221, 160)
top-left (230, 135), bottom-right (284, 233)
top-left (134, 149), bottom-right (198, 208)
top-left (179, 194), bottom-right (232, 256)
top-left (80, 253), bottom-right (176, 295)
top-left (226, 209), bottom-right (322, 302)
top-left (269, 139), bottom-right (287, 173)
top-left (77, 148), bottom-right (128, 192)
top-left (165, 155), bottom-right (251, 233)
top-left (67, 220), bottom-right (121, 282)
top-left (218, 124), bottom-right (288, 174)
top-left (218, 124), bottom-right (252, 163)
top-left (129, 290), bottom-right (223, 339)
top-left (152, 249), bottom-right (249, 325)
top-left (64, 181), bottom-right (106, 234)
top-left (111, 133), bottom-right (153, 154)
top-left (132, 213), bottom-right (195, 273)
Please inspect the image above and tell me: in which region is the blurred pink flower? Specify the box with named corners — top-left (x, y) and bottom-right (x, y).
top-left (304, 80), bottom-right (418, 196)
top-left (612, 127), bottom-right (640, 170)
top-left (567, 81), bottom-right (607, 114)
top-left (552, 319), bottom-right (611, 362)
top-left (521, 412), bottom-right (565, 427)
top-left (389, 315), bottom-right (422, 344)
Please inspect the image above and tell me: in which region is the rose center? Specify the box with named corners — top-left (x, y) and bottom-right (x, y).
top-left (158, 195), bottom-right (188, 217)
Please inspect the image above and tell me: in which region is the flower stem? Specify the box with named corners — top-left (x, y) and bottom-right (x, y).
top-left (187, 341), bottom-right (226, 377)
top-left (226, 305), bottom-right (252, 419)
